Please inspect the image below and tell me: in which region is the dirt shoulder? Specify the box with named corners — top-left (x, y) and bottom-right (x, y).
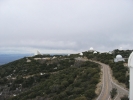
top-left (108, 66), bottom-right (129, 91)
top-left (94, 65), bottom-right (103, 100)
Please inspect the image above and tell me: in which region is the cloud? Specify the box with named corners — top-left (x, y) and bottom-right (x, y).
top-left (0, 38), bottom-right (78, 49)
top-left (0, 0), bottom-right (133, 53)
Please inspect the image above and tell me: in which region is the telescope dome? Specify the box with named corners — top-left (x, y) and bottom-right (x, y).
top-left (128, 52), bottom-right (133, 67)
top-left (90, 47), bottom-right (94, 50)
top-left (116, 55), bottom-right (122, 59)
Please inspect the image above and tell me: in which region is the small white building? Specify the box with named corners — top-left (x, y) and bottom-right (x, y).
top-left (52, 56), bottom-right (57, 59)
top-left (34, 58), bottom-right (42, 60)
top-left (114, 55), bottom-right (125, 62)
top-left (89, 47), bottom-right (94, 52)
top-left (79, 52), bottom-right (83, 56)
top-left (26, 58), bottom-right (31, 62)
top-left (128, 52), bottom-right (133, 100)
top-left (42, 57), bottom-right (51, 60)
top-left (93, 51), bottom-right (97, 54)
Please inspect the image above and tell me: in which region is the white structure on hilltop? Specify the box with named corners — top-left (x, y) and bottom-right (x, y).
top-left (128, 52), bottom-right (133, 100)
top-left (26, 58), bottom-right (31, 62)
top-left (79, 52), bottom-right (83, 56)
top-left (90, 47), bottom-right (94, 50)
top-left (34, 50), bottom-right (41, 55)
top-left (89, 47), bottom-right (94, 52)
top-left (114, 54), bottom-right (125, 62)
top-left (93, 51), bottom-right (97, 54)
top-left (52, 56), bottom-right (57, 59)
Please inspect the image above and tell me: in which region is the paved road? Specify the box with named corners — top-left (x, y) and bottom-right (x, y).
top-left (94, 61), bottom-right (112, 100)
top-left (107, 64), bottom-right (129, 100)
top-left (90, 60), bottom-right (129, 100)
top-left (109, 72), bottom-right (129, 100)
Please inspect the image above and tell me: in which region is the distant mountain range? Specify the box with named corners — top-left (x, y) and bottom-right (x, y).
top-left (0, 53), bottom-right (68, 65)
top-left (0, 54), bottom-right (33, 65)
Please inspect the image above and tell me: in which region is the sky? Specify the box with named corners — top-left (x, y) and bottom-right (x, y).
top-left (0, 0), bottom-right (133, 54)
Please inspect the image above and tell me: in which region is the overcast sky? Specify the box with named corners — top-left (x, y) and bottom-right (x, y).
top-left (0, 0), bottom-right (133, 54)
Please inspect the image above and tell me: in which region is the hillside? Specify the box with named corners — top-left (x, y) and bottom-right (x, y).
top-left (0, 49), bottom-right (131, 100)
top-left (0, 54), bottom-right (100, 100)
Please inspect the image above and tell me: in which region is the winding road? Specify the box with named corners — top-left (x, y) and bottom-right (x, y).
top-left (90, 60), bottom-right (129, 100)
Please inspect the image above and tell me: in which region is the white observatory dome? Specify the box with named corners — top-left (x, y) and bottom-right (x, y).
top-left (80, 52), bottom-right (83, 56)
top-left (114, 54), bottom-right (125, 62)
top-left (90, 47), bottom-right (94, 50)
top-left (116, 55), bottom-right (122, 59)
top-left (93, 51), bottom-right (97, 54)
top-left (128, 52), bottom-right (133, 68)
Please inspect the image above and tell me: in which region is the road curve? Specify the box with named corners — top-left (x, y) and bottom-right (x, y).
top-left (90, 60), bottom-right (129, 100)
top-left (89, 61), bottom-right (112, 100)
top-left (107, 63), bottom-right (129, 100)
top-left (97, 62), bottom-right (112, 100)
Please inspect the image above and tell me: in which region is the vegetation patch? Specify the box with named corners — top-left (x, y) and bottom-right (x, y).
top-left (110, 88), bottom-right (117, 99)
top-left (0, 56), bottom-right (100, 100)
